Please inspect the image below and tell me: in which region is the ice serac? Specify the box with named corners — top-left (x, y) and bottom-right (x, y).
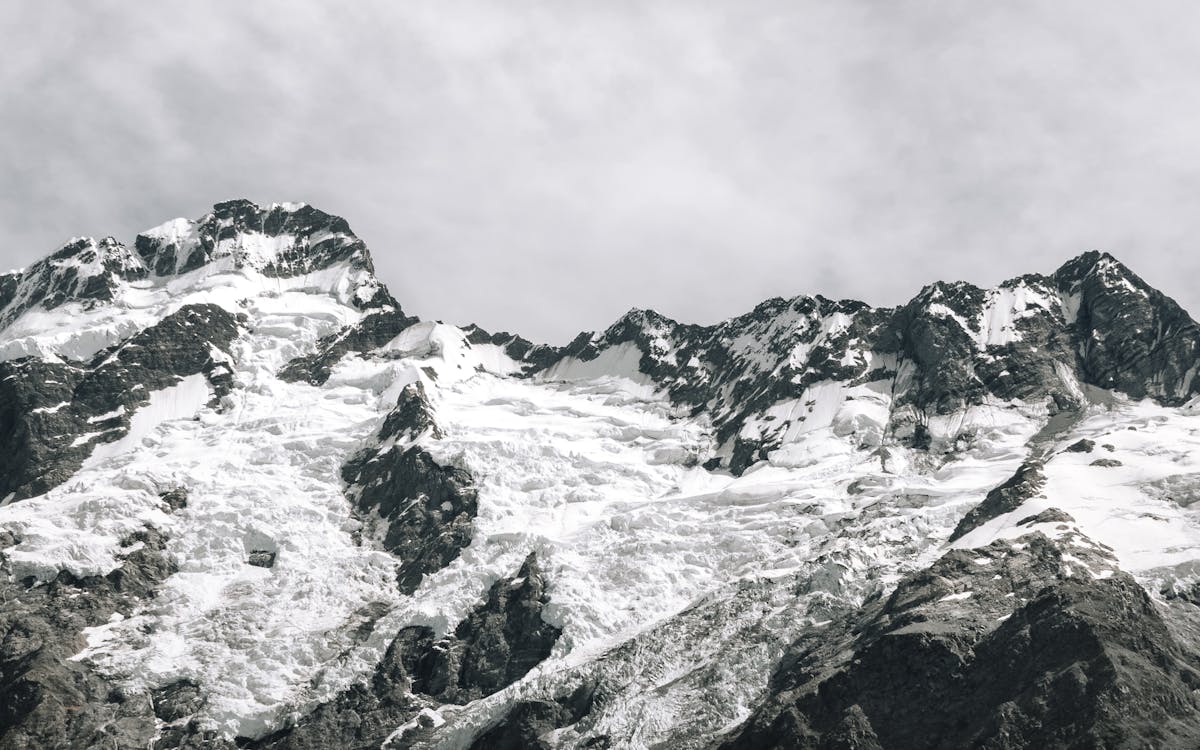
top-left (246, 553), bottom-right (561, 750)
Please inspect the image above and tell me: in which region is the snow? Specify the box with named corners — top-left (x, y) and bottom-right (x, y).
top-left (541, 341), bottom-right (653, 387)
top-left (927, 282), bottom-right (1059, 349)
top-left (87, 405), bottom-right (127, 423)
top-left (978, 283), bottom-right (1057, 347)
top-left (31, 401), bottom-right (70, 414)
top-left (84, 375), bottom-right (212, 467)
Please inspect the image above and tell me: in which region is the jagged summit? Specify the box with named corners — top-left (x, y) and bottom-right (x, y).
top-left (134, 199), bottom-right (379, 286)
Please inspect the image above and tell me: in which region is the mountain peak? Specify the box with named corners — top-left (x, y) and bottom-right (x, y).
top-left (1053, 249), bottom-right (1132, 288)
top-left (134, 199), bottom-right (372, 281)
top-left (0, 200), bottom-right (395, 363)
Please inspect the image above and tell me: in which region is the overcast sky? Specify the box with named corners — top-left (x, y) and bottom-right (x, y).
top-left (4, 1), bottom-right (1200, 343)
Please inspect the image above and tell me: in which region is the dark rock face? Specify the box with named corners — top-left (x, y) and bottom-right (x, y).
top-left (1057, 251), bottom-right (1200, 403)
top-left (0, 527), bottom-right (177, 749)
top-left (1090, 458), bottom-right (1124, 468)
top-left (721, 532), bottom-right (1200, 750)
top-left (466, 683), bottom-right (597, 750)
top-left (378, 383), bottom-right (443, 443)
top-left (1015, 508), bottom-right (1075, 527)
top-left (247, 550), bottom-right (277, 568)
top-left (341, 383), bottom-right (475, 594)
top-left (278, 309), bottom-right (417, 386)
top-left (426, 553), bottom-right (563, 704)
top-left (152, 679), bottom-right (204, 723)
top-left (949, 461), bottom-right (1046, 542)
top-left (248, 554), bottom-right (562, 750)
top-left (345, 445), bottom-right (477, 595)
top-left (0, 303), bottom-right (242, 500)
top-left (160, 487), bottom-right (190, 512)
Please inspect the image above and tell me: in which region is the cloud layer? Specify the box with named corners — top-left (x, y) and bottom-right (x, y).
top-left (4, 1), bottom-right (1200, 341)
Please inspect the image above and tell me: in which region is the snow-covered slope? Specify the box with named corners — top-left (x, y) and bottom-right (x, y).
top-left (2, 202), bottom-right (1200, 749)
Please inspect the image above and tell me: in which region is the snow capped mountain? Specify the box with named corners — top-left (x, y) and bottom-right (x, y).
top-left (2, 200), bottom-right (1200, 749)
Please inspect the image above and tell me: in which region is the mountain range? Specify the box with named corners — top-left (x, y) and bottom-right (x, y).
top-left (2, 199), bottom-right (1199, 749)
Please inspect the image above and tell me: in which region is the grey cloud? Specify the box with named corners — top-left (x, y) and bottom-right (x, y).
top-left (2, 1), bottom-right (1200, 342)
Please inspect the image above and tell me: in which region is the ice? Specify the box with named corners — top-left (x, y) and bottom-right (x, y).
top-left (938, 591), bottom-right (974, 602)
top-left (11, 307), bottom-right (1034, 743)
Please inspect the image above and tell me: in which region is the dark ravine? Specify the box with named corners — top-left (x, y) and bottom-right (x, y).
top-left (719, 529), bottom-right (1200, 750)
top-left (246, 553), bottom-right (562, 750)
top-left (0, 303), bottom-right (242, 500)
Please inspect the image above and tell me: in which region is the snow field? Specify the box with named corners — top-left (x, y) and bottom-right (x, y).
top-left (955, 398), bottom-right (1200, 576)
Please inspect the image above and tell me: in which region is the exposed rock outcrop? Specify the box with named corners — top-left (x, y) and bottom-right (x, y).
top-left (278, 309), bottom-right (418, 386)
top-left (0, 237), bottom-right (147, 328)
top-left (0, 527), bottom-right (177, 749)
top-left (350, 445), bottom-right (478, 595)
top-left (341, 383), bottom-right (476, 595)
top-left (721, 532), bottom-right (1200, 750)
top-left (949, 461), bottom-right (1046, 542)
